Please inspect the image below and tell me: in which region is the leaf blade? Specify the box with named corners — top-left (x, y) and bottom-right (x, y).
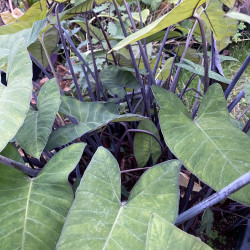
top-left (0, 143), bottom-right (86, 249)
top-left (152, 84), bottom-right (250, 206)
top-left (57, 147), bottom-right (181, 249)
top-left (16, 79), bottom-right (61, 158)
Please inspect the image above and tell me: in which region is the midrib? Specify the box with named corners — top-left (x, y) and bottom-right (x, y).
top-left (21, 181), bottom-right (33, 250)
top-left (102, 206), bottom-right (123, 249)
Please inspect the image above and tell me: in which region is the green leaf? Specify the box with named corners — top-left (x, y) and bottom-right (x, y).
top-left (0, 19), bottom-right (46, 71)
top-left (28, 27), bottom-right (58, 68)
top-left (146, 214), bottom-right (212, 250)
top-left (73, 19), bottom-right (106, 42)
top-left (230, 119), bottom-right (250, 137)
top-left (175, 59), bottom-right (231, 84)
top-left (156, 57), bottom-right (174, 81)
top-left (112, 0), bottom-right (206, 51)
top-left (198, 208), bottom-right (214, 235)
top-left (65, 0), bottom-right (108, 15)
top-left (45, 97), bottom-right (146, 150)
top-left (195, 51), bottom-right (238, 62)
top-left (220, 0), bottom-right (236, 8)
top-left (134, 120), bottom-right (161, 167)
top-left (0, 143), bottom-right (86, 249)
top-left (16, 79), bottom-right (61, 158)
top-left (225, 11), bottom-right (250, 24)
top-left (152, 84), bottom-right (250, 206)
top-left (142, 0), bottom-right (162, 11)
top-left (175, 46), bottom-right (201, 64)
top-left (132, 9), bottom-right (150, 23)
top-left (145, 30), bottom-right (183, 43)
top-left (99, 65), bottom-right (140, 98)
top-left (0, 40), bottom-right (32, 153)
top-left (57, 147), bottom-right (181, 249)
top-left (0, 143), bottom-right (25, 165)
top-left (0, 0), bottom-right (47, 35)
top-left (201, 0), bottom-right (238, 49)
top-left (244, 83), bottom-right (250, 104)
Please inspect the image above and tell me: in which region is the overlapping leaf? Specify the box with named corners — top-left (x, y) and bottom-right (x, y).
top-left (28, 27), bottom-right (58, 68)
top-left (0, 19), bottom-right (46, 70)
top-left (0, 0), bottom-right (47, 35)
top-left (65, 0), bottom-right (108, 15)
top-left (201, 0), bottom-right (238, 50)
top-left (16, 79), bottom-right (61, 158)
top-left (45, 96), bottom-right (145, 150)
top-left (175, 59), bottom-right (231, 84)
top-left (57, 147), bottom-right (181, 249)
top-left (146, 214), bottom-right (212, 250)
top-left (99, 65), bottom-right (140, 98)
top-left (134, 120), bottom-right (161, 167)
top-left (0, 40), bottom-right (32, 153)
top-left (112, 0), bottom-right (206, 51)
top-left (152, 84), bottom-right (250, 206)
top-left (0, 143), bottom-right (86, 249)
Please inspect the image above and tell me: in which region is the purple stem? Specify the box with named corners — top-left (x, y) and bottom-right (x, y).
top-left (55, 5), bottom-right (84, 101)
top-left (112, 0), bottom-right (151, 118)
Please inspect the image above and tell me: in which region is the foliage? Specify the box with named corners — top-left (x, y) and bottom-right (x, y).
top-left (0, 0), bottom-right (249, 249)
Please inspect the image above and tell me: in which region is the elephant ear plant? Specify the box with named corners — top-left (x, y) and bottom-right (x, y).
top-left (0, 0), bottom-right (250, 249)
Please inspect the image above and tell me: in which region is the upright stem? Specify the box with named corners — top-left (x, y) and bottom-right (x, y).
top-left (93, 12), bottom-right (118, 65)
top-left (123, 0), bottom-right (156, 86)
top-left (194, 13), bottom-right (209, 93)
top-left (153, 27), bottom-right (171, 76)
top-left (56, 5), bottom-right (84, 101)
top-left (39, 36), bottom-right (63, 93)
top-left (227, 90), bottom-right (245, 112)
top-left (175, 171), bottom-right (250, 225)
top-left (152, 0), bottom-right (182, 77)
top-left (61, 28), bottom-right (95, 100)
top-left (170, 20), bottom-right (198, 92)
top-left (85, 13), bottom-right (106, 101)
top-left (224, 54), bottom-right (250, 99)
top-left (112, 0), bottom-right (151, 118)
top-left (136, 0), bottom-right (147, 56)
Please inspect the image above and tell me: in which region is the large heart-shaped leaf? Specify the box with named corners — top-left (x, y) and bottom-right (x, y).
top-left (0, 40), bottom-right (32, 153)
top-left (0, 143), bottom-right (86, 249)
top-left (45, 97), bottom-right (146, 150)
top-left (146, 214), bottom-right (212, 250)
top-left (99, 65), bottom-right (140, 98)
top-left (152, 84), bottom-right (250, 206)
top-left (16, 79), bottom-right (61, 158)
top-left (57, 147), bottom-right (181, 249)
top-left (112, 0), bottom-right (206, 51)
top-left (134, 119), bottom-right (161, 167)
